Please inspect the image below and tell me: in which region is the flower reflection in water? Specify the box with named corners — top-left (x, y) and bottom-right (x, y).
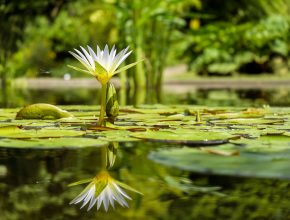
top-left (69, 145), bottom-right (142, 211)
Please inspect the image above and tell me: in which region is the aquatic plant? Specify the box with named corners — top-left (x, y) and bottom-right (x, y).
top-left (69, 170), bottom-right (142, 211)
top-left (68, 45), bottom-right (140, 125)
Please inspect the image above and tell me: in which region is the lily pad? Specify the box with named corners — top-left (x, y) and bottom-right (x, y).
top-left (149, 147), bottom-right (290, 179)
top-left (0, 138), bottom-right (108, 149)
top-left (0, 126), bottom-right (84, 138)
top-left (231, 135), bottom-right (290, 152)
top-left (210, 118), bottom-right (284, 126)
top-left (1, 105), bottom-right (290, 154)
top-left (86, 130), bottom-right (140, 142)
top-left (131, 129), bottom-right (236, 145)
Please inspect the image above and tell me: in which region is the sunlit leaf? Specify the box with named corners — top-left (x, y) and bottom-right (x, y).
top-left (16, 103), bottom-right (73, 120)
top-left (0, 138), bottom-right (108, 149)
top-left (131, 130), bottom-right (237, 145)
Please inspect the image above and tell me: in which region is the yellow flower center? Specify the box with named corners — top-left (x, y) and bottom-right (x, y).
top-left (94, 170), bottom-right (112, 182)
top-left (96, 74), bottom-right (110, 85)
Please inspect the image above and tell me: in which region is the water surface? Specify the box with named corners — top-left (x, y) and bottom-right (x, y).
top-left (1, 142), bottom-right (290, 219)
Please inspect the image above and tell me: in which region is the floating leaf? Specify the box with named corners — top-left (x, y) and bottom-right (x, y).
top-left (210, 118), bottom-right (284, 126)
top-left (0, 125), bottom-right (23, 134)
top-left (0, 126), bottom-right (84, 139)
top-left (200, 147), bottom-right (240, 156)
top-left (149, 147), bottom-right (290, 179)
top-left (87, 130), bottom-right (140, 142)
top-left (231, 135), bottom-right (290, 152)
top-left (16, 103), bottom-right (73, 120)
top-left (0, 105), bottom-right (290, 153)
top-left (0, 138), bottom-right (108, 149)
top-left (131, 129), bottom-right (236, 145)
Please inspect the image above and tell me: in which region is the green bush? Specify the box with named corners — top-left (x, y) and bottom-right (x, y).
top-left (185, 15), bottom-right (289, 75)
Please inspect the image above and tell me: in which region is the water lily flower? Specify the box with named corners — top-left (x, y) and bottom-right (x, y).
top-left (69, 45), bottom-right (139, 85)
top-left (69, 171), bottom-right (142, 211)
top-left (68, 44), bottom-right (141, 126)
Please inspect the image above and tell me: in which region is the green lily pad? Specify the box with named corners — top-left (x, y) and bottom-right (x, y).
top-left (0, 126), bottom-right (84, 138)
top-left (86, 130), bottom-right (140, 142)
top-left (0, 138), bottom-right (108, 149)
top-left (131, 129), bottom-right (236, 145)
top-left (149, 147), bottom-right (290, 179)
top-left (231, 135), bottom-right (290, 152)
top-left (210, 118), bottom-right (284, 126)
top-left (1, 105), bottom-right (290, 153)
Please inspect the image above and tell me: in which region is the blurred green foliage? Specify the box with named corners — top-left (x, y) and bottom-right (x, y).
top-left (185, 0), bottom-right (290, 75)
top-left (0, 0), bottom-right (290, 87)
top-left (3, 0), bottom-right (116, 78)
top-left (112, 0), bottom-right (199, 92)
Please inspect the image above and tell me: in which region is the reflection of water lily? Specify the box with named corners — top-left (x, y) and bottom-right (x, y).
top-left (69, 171), bottom-right (142, 211)
top-left (69, 45), bottom-right (139, 85)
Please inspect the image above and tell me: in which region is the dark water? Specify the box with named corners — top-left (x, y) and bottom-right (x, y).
top-left (2, 87), bottom-right (290, 108)
top-left (1, 142), bottom-right (290, 220)
top-left (168, 88), bottom-right (290, 107)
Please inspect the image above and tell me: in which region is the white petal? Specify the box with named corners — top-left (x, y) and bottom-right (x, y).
top-left (114, 191), bottom-right (129, 207)
top-left (87, 45), bottom-right (98, 61)
top-left (108, 45), bottom-right (116, 64)
top-left (103, 44), bottom-right (110, 70)
top-left (69, 51), bottom-right (92, 71)
top-left (109, 52), bottom-right (124, 72)
top-left (112, 50), bottom-right (132, 72)
top-left (107, 187), bottom-right (115, 209)
top-left (70, 191), bottom-right (88, 205)
top-left (80, 46), bottom-right (95, 69)
top-left (87, 197), bottom-right (97, 211)
top-left (97, 193), bottom-right (104, 210)
top-left (113, 183), bottom-right (132, 200)
top-left (73, 49), bottom-right (92, 68)
top-left (103, 187), bottom-right (110, 211)
top-left (80, 185), bottom-right (95, 209)
top-left (110, 184), bottom-right (129, 207)
top-left (96, 45), bottom-right (102, 58)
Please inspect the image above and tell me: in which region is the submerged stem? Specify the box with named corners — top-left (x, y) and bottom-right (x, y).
top-left (98, 83), bottom-right (108, 126)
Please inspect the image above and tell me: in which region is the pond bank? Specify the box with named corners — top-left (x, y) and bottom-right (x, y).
top-left (8, 77), bottom-right (290, 94)
top-left (2, 63), bottom-right (290, 92)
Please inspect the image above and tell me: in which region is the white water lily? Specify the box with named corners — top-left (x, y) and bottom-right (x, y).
top-left (69, 171), bottom-right (142, 211)
top-left (69, 44), bottom-right (142, 126)
top-left (69, 45), bottom-right (139, 85)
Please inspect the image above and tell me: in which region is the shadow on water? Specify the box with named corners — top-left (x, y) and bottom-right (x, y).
top-left (1, 141), bottom-right (290, 219)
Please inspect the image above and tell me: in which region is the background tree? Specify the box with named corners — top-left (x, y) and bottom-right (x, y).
top-left (0, 0), bottom-right (68, 106)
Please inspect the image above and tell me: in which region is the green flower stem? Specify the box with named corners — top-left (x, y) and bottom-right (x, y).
top-left (98, 83), bottom-right (108, 126)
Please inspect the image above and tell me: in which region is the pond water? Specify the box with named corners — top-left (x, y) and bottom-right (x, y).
top-left (1, 142), bottom-right (290, 220)
top-left (1, 88), bottom-right (290, 219)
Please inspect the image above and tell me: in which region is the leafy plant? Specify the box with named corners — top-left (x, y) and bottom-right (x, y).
top-left (185, 15), bottom-right (289, 75)
top-left (111, 0), bottom-right (200, 103)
